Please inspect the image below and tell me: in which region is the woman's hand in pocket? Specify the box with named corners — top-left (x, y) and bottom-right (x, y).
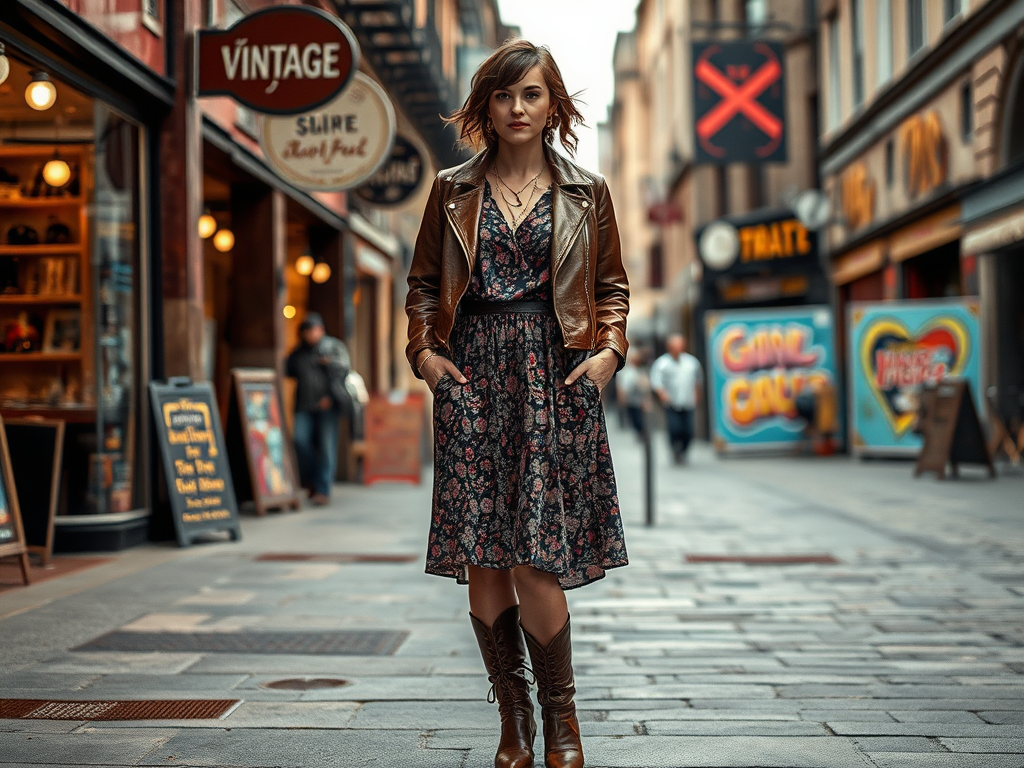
top-left (421, 354), bottom-right (467, 393)
top-left (565, 349), bottom-right (618, 392)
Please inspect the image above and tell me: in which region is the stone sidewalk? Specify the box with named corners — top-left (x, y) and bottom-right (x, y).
top-left (1, 423), bottom-right (1022, 768)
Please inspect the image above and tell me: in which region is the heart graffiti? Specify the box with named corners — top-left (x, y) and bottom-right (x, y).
top-left (859, 316), bottom-right (971, 437)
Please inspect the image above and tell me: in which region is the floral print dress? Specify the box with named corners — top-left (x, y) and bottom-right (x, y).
top-left (425, 181), bottom-right (628, 590)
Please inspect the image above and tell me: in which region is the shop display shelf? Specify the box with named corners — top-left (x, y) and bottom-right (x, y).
top-left (0, 294), bottom-right (82, 304)
top-left (0, 244), bottom-right (83, 256)
top-left (0, 196), bottom-right (85, 208)
top-left (0, 352), bottom-right (82, 362)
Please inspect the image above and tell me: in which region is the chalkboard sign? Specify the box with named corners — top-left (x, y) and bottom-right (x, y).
top-left (226, 369), bottom-right (301, 515)
top-left (5, 418), bottom-right (64, 565)
top-left (0, 415), bottom-right (31, 584)
top-left (149, 378), bottom-right (241, 546)
top-left (915, 380), bottom-right (995, 480)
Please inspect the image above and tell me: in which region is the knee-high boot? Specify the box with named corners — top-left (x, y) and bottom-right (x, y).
top-left (522, 616), bottom-right (583, 768)
top-left (471, 605), bottom-right (537, 768)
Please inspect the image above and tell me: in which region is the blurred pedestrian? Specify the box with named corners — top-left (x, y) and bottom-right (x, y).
top-left (406, 39), bottom-right (629, 768)
top-left (616, 349), bottom-right (650, 439)
top-left (651, 334), bottom-right (703, 464)
top-left (285, 313), bottom-right (352, 506)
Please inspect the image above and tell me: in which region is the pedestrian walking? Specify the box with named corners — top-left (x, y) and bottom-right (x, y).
top-left (616, 348), bottom-right (650, 439)
top-left (285, 313), bottom-right (352, 506)
top-left (650, 333), bottom-right (703, 464)
top-left (406, 39), bottom-right (629, 768)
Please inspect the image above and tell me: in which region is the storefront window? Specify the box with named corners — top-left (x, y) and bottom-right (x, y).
top-left (0, 49), bottom-right (145, 515)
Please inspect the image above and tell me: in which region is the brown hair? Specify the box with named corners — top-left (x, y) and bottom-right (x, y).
top-left (446, 39), bottom-right (586, 155)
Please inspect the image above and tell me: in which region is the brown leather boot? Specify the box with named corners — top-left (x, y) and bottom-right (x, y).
top-left (471, 605), bottom-right (537, 768)
top-left (522, 617), bottom-right (583, 768)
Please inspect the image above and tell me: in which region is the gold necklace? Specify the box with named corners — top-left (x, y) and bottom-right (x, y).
top-left (491, 167), bottom-right (543, 208)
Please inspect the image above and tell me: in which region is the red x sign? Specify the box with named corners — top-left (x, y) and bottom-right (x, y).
top-left (692, 42), bottom-right (787, 162)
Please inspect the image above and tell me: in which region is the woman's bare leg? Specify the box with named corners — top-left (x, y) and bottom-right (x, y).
top-left (512, 566), bottom-right (568, 644)
top-left (467, 564), bottom-right (518, 625)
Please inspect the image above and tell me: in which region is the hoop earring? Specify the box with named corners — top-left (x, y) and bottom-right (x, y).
top-left (546, 115), bottom-right (555, 128)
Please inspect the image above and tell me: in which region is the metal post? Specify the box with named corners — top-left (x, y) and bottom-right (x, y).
top-left (642, 407), bottom-right (655, 526)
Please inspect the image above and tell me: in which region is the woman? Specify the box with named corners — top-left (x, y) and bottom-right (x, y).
top-left (406, 39), bottom-right (628, 768)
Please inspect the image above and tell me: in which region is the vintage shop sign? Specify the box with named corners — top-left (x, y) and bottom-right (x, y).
top-left (705, 306), bottom-right (840, 452)
top-left (197, 5), bottom-right (359, 115)
top-left (900, 110), bottom-right (948, 198)
top-left (259, 72), bottom-right (396, 192)
top-left (847, 299), bottom-right (981, 456)
top-left (353, 135), bottom-right (426, 207)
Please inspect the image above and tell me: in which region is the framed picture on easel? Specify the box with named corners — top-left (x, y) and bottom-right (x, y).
top-left (227, 368), bottom-right (301, 515)
top-left (0, 415), bottom-right (31, 585)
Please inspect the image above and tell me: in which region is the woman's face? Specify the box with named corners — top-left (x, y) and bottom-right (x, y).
top-left (488, 65), bottom-right (556, 149)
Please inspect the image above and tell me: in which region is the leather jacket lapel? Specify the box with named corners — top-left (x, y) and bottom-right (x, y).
top-left (551, 185), bottom-right (591, 273)
top-left (445, 187), bottom-right (483, 273)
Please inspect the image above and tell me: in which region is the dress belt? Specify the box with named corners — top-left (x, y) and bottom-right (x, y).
top-left (459, 298), bottom-right (554, 316)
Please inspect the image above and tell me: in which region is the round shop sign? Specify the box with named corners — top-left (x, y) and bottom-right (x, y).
top-left (258, 72), bottom-right (397, 192)
top-left (352, 134), bottom-right (426, 207)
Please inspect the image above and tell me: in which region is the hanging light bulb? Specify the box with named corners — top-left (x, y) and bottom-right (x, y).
top-left (42, 155), bottom-right (71, 187)
top-left (282, 304), bottom-right (297, 319)
top-left (0, 44), bottom-right (10, 87)
top-left (198, 209), bottom-right (217, 239)
top-left (310, 262), bottom-right (331, 284)
top-left (25, 71), bottom-right (57, 111)
top-left (212, 228), bottom-right (235, 252)
top-left (295, 255), bottom-right (315, 276)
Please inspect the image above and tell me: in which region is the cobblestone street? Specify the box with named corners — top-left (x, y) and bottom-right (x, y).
top-left (2, 425), bottom-right (1023, 768)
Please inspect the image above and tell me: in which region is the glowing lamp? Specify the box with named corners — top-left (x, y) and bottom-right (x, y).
top-left (198, 211), bottom-right (217, 239)
top-left (0, 45), bottom-right (9, 87)
top-left (295, 255), bottom-right (315, 276)
top-left (26, 72), bottom-right (57, 111)
top-left (310, 262), bottom-right (331, 284)
top-left (283, 304), bottom-right (297, 319)
top-left (42, 157), bottom-right (71, 187)
top-left (212, 228), bottom-right (235, 252)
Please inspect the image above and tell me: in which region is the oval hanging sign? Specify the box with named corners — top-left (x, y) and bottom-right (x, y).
top-left (197, 6), bottom-right (359, 115)
top-left (353, 135), bottom-right (426, 207)
top-left (258, 72), bottom-right (397, 192)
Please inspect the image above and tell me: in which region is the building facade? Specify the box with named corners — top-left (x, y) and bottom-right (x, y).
top-left (603, 0), bottom-right (821, 351)
top-left (818, 0), bottom-right (1024, 444)
top-left (0, 0), bottom-right (507, 550)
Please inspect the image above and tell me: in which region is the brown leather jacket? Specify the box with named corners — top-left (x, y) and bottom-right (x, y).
top-left (405, 147), bottom-right (629, 378)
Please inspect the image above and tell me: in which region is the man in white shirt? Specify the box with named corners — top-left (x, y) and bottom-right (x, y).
top-left (650, 334), bottom-right (703, 464)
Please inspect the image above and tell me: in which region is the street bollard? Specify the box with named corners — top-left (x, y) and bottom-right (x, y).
top-left (642, 407), bottom-right (655, 526)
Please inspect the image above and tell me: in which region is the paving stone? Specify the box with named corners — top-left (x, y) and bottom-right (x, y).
top-left (643, 720), bottom-right (828, 736)
top-left (850, 736), bottom-right (945, 751)
top-left (34, 652), bottom-right (205, 675)
top-left (979, 712), bottom-right (1024, 725)
top-left (185, 653), bottom-right (434, 676)
top-left (570, 735), bottom-right (871, 767)
top-left (866, 754), bottom-right (1024, 768)
top-left (82, 673), bottom-right (250, 692)
top-left (888, 710), bottom-right (986, 723)
top-left (0, 728), bottom-right (176, 764)
top-left (344, 700), bottom-right (497, 729)
top-left (830, 723), bottom-right (1024, 737)
top-left (148, 727), bottom-right (463, 767)
top-left (940, 737), bottom-right (1024, 753)
top-left (92, 701), bottom-right (362, 729)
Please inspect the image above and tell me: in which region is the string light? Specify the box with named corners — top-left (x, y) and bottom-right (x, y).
top-left (283, 305), bottom-right (297, 319)
top-left (42, 155), bottom-right (71, 187)
top-left (212, 228), bottom-right (235, 252)
top-left (25, 71), bottom-right (56, 111)
top-left (198, 210), bottom-right (217, 239)
top-left (0, 44), bottom-right (10, 87)
top-left (295, 255), bottom-right (315, 276)
top-left (310, 262), bottom-right (331, 283)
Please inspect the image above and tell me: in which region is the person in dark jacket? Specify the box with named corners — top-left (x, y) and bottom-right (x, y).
top-left (285, 313), bottom-right (351, 505)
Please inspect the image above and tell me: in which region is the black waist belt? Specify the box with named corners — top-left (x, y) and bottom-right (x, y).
top-left (459, 299), bottom-right (554, 316)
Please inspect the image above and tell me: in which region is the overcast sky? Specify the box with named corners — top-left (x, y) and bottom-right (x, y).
top-left (494, 0), bottom-right (639, 173)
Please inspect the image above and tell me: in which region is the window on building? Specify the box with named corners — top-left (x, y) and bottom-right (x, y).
top-left (877, 0), bottom-right (893, 85)
top-left (885, 138), bottom-right (895, 187)
top-left (851, 0), bottom-right (865, 108)
top-left (827, 16), bottom-right (842, 130)
top-left (961, 80), bottom-right (973, 143)
top-left (649, 242), bottom-right (664, 289)
top-left (746, 0), bottom-right (768, 30)
top-left (907, 0), bottom-right (926, 58)
top-left (944, 0), bottom-right (962, 24)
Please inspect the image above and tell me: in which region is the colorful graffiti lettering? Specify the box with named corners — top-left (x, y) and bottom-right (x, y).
top-left (715, 323), bottom-right (829, 430)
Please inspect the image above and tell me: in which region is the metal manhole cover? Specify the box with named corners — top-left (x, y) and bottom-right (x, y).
top-left (0, 699), bottom-right (238, 721)
top-left (73, 630), bottom-right (408, 656)
top-left (262, 677), bottom-right (349, 690)
top-left (685, 554), bottom-right (839, 564)
top-left (256, 553), bottom-right (418, 563)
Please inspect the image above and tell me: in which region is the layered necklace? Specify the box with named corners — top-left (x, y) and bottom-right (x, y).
top-left (490, 167), bottom-right (545, 234)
